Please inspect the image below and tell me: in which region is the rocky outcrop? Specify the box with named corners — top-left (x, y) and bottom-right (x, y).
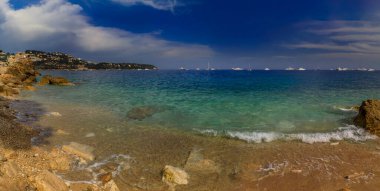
top-left (354, 100), bottom-right (380, 136)
top-left (39, 75), bottom-right (74, 86)
top-left (162, 165), bottom-right (189, 188)
top-left (0, 57), bottom-right (40, 97)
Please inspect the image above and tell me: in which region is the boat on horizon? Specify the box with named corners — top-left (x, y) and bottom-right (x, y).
top-left (298, 67), bottom-right (306, 71)
top-left (264, 68), bottom-right (270, 71)
top-left (232, 67), bottom-right (244, 71)
top-left (285, 67), bottom-right (295, 71)
top-left (336, 67), bottom-right (349, 71)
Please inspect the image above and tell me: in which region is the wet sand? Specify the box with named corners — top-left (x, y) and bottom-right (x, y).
top-left (13, 98), bottom-right (380, 191)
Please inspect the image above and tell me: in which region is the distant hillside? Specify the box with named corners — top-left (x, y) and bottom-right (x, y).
top-left (19, 50), bottom-right (157, 70)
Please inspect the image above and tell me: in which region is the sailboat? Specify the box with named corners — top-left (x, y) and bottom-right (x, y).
top-left (207, 62), bottom-right (215, 71)
top-left (248, 63), bottom-right (253, 71)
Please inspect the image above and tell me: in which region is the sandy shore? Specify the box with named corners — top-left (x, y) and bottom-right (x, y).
top-left (2, 96), bottom-right (380, 191)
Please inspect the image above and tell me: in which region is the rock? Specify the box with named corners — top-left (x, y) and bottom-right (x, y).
top-left (98, 172), bottom-right (112, 184)
top-left (49, 156), bottom-right (71, 171)
top-left (338, 188), bottom-right (351, 191)
top-left (39, 75), bottom-right (74, 86)
top-left (24, 85), bottom-right (36, 91)
top-left (344, 172), bottom-right (365, 180)
top-left (184, 148), bottom-right (220, 173)
top-left (49, 76), bottom-right (74, 86)
top-left (291, 169), bottom-right (302, 173)
top-left (126, 105), bottom-right (170, 120)
top-left (330, 142), bottom-right (339, 146)
top-left (104, 180), bottom-right (120, 191)
top-left (1, 161), bottom-right (22, 177)
top-left (85, 132), bottom-right (95, 138)
top-left (0, 154), bottom-right (7, 162)
top-left (23, 76), bottom-right (37, 84)
top-left (62, 142), bottom-right (95, 161)
top-left (38, 75), bottom-right (51, 86)
top-left (162, 165), bottom-right (189, 186)
top-left (34, 170), bottom-right (69, 191)
top-left (46, 111), bottom-right (62, 117)
top-left (56, 129), bottom-right (69, 135)
top-left (70, 183), bottom-right (100, 191)
top-left (354, 100), bottom-right (380, 135)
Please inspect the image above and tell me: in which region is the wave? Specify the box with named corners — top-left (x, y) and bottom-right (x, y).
top-left (333, 106), bottom-right (358, 112)
top-left (195, 125), bottom-right (377, 144)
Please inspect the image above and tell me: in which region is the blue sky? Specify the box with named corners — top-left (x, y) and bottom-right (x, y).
top-left (1, 0), bottom-right (380, 69)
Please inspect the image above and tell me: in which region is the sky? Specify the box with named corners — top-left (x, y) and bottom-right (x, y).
top-left (0, 0), bottom-right (380, 69)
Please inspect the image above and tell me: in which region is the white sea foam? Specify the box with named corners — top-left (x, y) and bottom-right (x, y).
top-left (333, 106), bottom-right (357, 112)
top-left (197, 125), bottom-right (377, 144)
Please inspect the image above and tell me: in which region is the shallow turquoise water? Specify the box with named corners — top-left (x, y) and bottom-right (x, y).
top-left (23, 70), bottom-right (380, 143)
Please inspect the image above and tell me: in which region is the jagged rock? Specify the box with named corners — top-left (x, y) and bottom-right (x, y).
top-left (62, 142), bottom-right (95, 161)
top-left (162, 165), bottom-right (189, 186)
top-left (34, 170), bottom-right (68, 191)
top-left (354, 100), bottom-right (380, 135)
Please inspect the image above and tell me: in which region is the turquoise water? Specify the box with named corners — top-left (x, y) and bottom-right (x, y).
top-left (24, 70), bottom-right (380, 143)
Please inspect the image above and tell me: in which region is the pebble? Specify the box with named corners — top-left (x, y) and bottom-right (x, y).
top-left (85, 133), bottom-right (95, 138)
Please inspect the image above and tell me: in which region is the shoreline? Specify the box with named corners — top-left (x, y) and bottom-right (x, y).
top-left (4, 95), bottom-right (380, 191)
top-left (2, 59), bottom-right (380, 190)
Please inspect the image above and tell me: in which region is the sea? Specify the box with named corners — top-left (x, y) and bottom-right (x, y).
top-left (21, 70), bottom-right (380, 144)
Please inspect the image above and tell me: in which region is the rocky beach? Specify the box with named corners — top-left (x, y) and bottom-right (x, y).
top-left (3, 52), bottom-right (380, 191)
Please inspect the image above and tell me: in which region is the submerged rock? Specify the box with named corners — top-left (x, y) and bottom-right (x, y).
top-left (62, 142), bottom-right (95, 161)
top-left (162, 165), bottom-right (189, 186)
top-left (354, 100), bottom-right (380, 136)
top-left (34, 170), bottom-right (69, 191)
top-left (126, 106), bottom-right (163, 120)
top-left (184, 148), bottom-right (220, 173)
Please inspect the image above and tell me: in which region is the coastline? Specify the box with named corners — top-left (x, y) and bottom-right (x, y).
top-left (4, 95), bottom-right (380, 191)
top-left (2, 58), bottom-right (380, 190)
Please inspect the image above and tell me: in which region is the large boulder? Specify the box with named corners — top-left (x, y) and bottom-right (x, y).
top-left (354, 100), bottom-right (380, 135)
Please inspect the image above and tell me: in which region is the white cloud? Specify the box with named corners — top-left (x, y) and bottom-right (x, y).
top-left (111, 0), bottom-right (178, 12)
top-left (287, 20), bottom-right (380, 56)
top-left (0, 0), bottom-right (213, 67)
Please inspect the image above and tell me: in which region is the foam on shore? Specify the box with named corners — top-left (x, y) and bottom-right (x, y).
top-left (196, 125), bottom-right (377, 144)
